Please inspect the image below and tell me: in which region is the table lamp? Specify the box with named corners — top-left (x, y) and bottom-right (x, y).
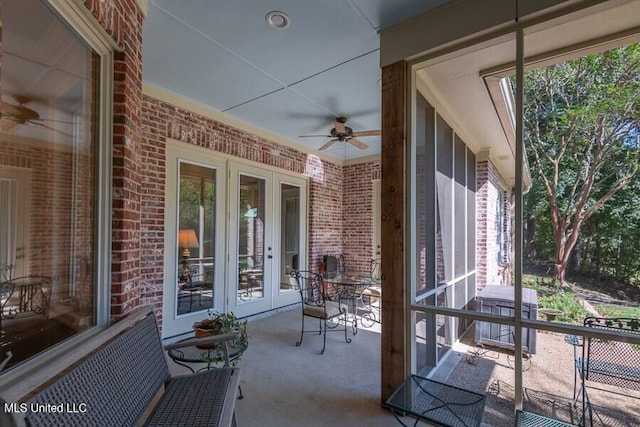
top-left (178, 229), bottom-right (199, 258)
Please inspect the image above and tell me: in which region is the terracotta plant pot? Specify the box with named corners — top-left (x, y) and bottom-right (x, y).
top-left (192, 311), bottom-right (248, 356)
top-left (193, 323), bottom-right (222, 349)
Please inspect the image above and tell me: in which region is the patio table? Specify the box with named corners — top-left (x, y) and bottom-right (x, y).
top-left (167, 339), bottom-right (246, 372)
top-left (167, 338), bottom-right (247, 399)
top-left (323, 273), bottom-right (376, 333)
top-left (386, 374), bottom-right (486, 427)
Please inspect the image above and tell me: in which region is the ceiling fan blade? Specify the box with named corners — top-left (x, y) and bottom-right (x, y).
top-left (334, 118), bottom-right (346, 134)
top-left (318, 139), bottom-right (338, 151)
top-left (347, 137), bottom-right (368, 150)
top-left (351, 129), bottom-right (380, 137)
top-left (37, 118), bottom-right (76, 125)
top-left (0, 118), bottom-right (20, 132)
top-left (1, 100), bottom-right (40, 121)
top-left (298, 134), bottom-right (332, 138)
top-left (29, 120), bottom-right (73, 138)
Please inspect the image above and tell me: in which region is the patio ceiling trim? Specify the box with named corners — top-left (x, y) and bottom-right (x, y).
top-left (380, 0), bottom-right (630, 68)
top-left (480, 25), bottom-right (640, 78)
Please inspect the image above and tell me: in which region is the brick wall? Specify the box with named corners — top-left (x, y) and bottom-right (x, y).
top-left (343, 161), bottom-right (381, 273)
top-left (0, 143), bottom-right (76, 281)
top-left (476, 159), bottom-right (512, 290)
top-left (81, 0), bottom-right (146, 320)
top-left (139, 95), bottom-right (371, 322)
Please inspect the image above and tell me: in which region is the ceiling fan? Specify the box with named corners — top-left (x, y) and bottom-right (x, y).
top-left (0, 95), bottom-right (72, 136)
top-left (299, 116), bottom-right (380, 151)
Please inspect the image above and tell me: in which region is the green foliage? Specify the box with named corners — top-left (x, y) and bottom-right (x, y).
top-left (593, 303), bottom-right (640, 319)
top-left (193, 310), bottom-right (248, 366)
top-left (538, 292), bottom-right (586, 324)
top-left (522, 44), bottom-right (640, 283)
top-left (580, 178), bottom-right (640, 283)
top-left (523, 269), bottom-right (586, 324)
top-left (178, 171), bottom-right (216, 259)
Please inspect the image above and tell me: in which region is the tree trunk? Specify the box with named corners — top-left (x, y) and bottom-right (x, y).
top-left (594, 240), bottom-right (601, 279)
top-left (569, 236), bottom-right (581, 274)
top-left (554, 263), bottom-right (566, 285)
top-left (525, 214), bottom-right (536, 259)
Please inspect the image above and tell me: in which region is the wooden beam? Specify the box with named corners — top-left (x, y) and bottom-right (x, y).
top-left (380, 60), bottom-right (408, 402)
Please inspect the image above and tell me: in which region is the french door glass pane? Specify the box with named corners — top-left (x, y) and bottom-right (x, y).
top-left (177, 162), bottom-right (216, 315)
top-left (280, 183), bottom-right (300, 292)
top-left (237, 174), bottom-right (265, 303)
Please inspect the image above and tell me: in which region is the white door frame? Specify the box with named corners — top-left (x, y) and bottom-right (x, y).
top-left (163, 142), bottom-right (308, 335)
top-left (162, 142), bottom-right (227, 338)
top-left (273, 173), bottom-right (307, 308)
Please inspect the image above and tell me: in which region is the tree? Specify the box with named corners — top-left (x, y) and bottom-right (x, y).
top-left (523, 44), bottom-right (640, 285)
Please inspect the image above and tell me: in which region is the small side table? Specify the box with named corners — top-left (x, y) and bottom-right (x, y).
top-left (386, 374), bottom-right (486, 427)
top-left (167, 339), bottom-right (247, 399)
top-left (515, 410), bottom-right (576, 427)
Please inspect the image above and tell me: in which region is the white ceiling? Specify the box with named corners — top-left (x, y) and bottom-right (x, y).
top-left (142, 0), bottom-right (452, 160)
top-left (4, 0), bottom-right (638, 166)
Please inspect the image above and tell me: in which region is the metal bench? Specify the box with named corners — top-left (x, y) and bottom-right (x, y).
top-left (565, 317), bottom-right (640, 426)
top-left (1, 305), bottom-right (240, 427)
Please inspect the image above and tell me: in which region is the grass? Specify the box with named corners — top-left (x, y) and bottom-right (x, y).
top-left (592, 303), bottom-right (640, 318)
top-left (523, 269), bottom-right (640, 323)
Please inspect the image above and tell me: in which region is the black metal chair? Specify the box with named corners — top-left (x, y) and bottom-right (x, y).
top-left (322, 253), bottom-right (348, 276)
top-left (565, 317), bottom-right (640, 426)
top-left (349, 259), bottom-right (382, 328)
top-left (177, 263), bottom-right (214, 313)
top-left (290, 270), bottom-right (350, 354)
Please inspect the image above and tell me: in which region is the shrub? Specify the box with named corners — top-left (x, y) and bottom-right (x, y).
top-left (538, 292), bottom-right (586, 324)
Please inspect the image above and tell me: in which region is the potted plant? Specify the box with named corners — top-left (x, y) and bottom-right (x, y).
top-left (192, 310), bottom-right (248, 365)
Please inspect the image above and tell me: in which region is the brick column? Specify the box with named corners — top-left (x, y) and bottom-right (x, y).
top-left (82, 0), bottom-right (146, 320)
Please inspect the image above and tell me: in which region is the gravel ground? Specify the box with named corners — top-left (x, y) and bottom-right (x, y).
top-left (445, 329), bottom-right (640, 426)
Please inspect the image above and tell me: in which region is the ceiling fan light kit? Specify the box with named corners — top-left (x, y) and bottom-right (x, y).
top-left (299, 116), bottom-right (380, 151)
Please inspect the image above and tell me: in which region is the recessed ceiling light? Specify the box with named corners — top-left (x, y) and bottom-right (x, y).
top-left (266, 11), bottom-right (290, 30)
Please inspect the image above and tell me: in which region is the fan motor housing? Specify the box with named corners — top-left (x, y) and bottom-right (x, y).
top-left (330, 126), bottom-right (353, 141)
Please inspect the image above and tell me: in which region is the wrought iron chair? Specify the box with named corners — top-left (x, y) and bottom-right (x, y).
top-left (322, 254), bottom-right (345, 279)
top-left (290, 270), bottom-right (350, 354)
top-left (565, 317), bottom-right (640, 426)
top-left (0, 264), bottom-right (13, 283)
top-left (178, 264), bottom-right (214, 313)
top-left (348, 258), bottom-right (382, 328)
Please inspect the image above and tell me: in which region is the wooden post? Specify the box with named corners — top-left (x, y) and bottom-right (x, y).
top-left (380, 60), bottom-right (408, 402)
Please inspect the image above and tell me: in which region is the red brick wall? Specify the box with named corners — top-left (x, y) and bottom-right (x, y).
top-left (82, 0), bottom-right (145, 320)
top-left (343, 161), bottom-right (381, 273)
top-left (139, 96), bottom-right (364, 322)
top-left (476, 159), bottom-right (512, 290)
top-left (0, 143), bottom-right (75, 280)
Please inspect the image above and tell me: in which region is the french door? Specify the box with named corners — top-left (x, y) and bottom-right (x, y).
top-left (163, 142), bottom-right (306, 337)
top-left (163, 144), bottom-right (227, 337)
top-left (228, 163), bottom-right (306, 318)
